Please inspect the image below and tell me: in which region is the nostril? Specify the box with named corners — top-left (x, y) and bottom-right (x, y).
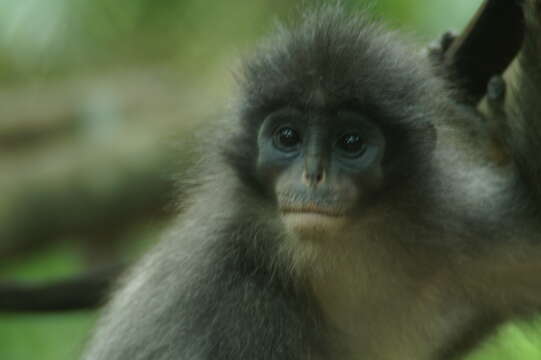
top-left (303, 170), bottom-right (325, 186)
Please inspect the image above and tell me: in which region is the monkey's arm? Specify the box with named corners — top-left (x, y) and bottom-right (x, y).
top-left (458, 0), bottom-right (541, 319)
top-left (82, 213), bottom-right (319, 360)
top-left (500, 0), bottom-right (541, 206)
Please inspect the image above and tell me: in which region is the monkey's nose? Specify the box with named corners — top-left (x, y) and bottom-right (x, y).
top-left (302, 169), bottom-right (325, 186)
top-left (303, 153), bottom-right (326, 186)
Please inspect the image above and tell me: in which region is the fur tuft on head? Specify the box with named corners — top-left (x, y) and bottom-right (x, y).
top-left (223, 3), bottom-right (447, 194)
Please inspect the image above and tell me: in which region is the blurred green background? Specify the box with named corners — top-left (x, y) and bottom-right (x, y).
top-left (1, 0), bottom-right (541, 359)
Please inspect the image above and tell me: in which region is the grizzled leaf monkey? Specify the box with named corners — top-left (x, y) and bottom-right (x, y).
top-left (83, 1), bottom-right (541, 360)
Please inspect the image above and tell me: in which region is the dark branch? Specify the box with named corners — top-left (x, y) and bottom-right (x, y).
top-left (0, 263), bottom-right (126, 312)
top-left (443, 0), bottom-right (525, 104)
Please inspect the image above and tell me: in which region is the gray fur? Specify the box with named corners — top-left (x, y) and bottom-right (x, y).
top-left (83, 3), bottom-right (541, 360)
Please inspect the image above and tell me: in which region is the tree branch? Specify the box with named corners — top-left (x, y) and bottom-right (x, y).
top-left (443, 0), bottom-right (525, 104)
top-left (0, 263), bottom-right (126, 312)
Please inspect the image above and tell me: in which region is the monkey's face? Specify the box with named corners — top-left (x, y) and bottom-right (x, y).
top-left (256, 107), bottom-right (386, 236)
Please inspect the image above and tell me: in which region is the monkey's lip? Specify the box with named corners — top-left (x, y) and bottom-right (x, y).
top-left (279, 206), bottom-right (345, 217)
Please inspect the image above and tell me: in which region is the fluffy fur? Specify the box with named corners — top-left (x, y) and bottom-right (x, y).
top-left (83, 3), bottom-right (541, 360)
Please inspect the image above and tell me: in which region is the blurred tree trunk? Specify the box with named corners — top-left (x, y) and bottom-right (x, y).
top-left (0, 66), bottom-right (217, 264)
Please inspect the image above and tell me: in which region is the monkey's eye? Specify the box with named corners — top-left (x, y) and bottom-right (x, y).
top-left (336, 132), bottom-right (367, 157)
top-left (273, 126), bottom-right (301, 152)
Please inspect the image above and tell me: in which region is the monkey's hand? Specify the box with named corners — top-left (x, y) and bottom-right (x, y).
top-left (426, 31), bottom-right (456, 64)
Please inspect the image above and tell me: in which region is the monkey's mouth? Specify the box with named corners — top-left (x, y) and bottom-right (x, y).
top-left (279, 205), bottom-right (345, 217)
top-left (277, 191), bottom-right (352, 219)
top-left (279, 205), bottom-right (350, 235)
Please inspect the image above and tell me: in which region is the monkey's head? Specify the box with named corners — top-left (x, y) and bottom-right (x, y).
top-left (255, 107), bottom-right (386, 236)
top-left (225, 6), bottom-right (446, 238)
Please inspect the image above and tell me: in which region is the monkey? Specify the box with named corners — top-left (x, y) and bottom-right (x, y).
top-left (82, 2), bottom-right (541, 360)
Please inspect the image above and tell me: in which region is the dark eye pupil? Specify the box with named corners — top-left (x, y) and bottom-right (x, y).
top-left (339, 133), bottom-right (366, 154)
top-left (274, 127), bottom-right (300, 150)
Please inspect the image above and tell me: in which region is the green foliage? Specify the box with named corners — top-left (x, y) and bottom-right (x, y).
top-left (0, 244), bottom-right (94, 360)
top-left (468, 321), bottom-right (541, 360)
top-left (0, 312), bottom-right (95, 360)
top-left (0, 0), bottom-right (480, 80)
top-left (1, 244), bottom-right (84, 281)
top-left (373, 0), bottom-right (482, 37)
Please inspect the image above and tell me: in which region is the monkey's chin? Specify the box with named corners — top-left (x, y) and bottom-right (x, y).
top-left (280, 212), bottom-right (349, 240)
